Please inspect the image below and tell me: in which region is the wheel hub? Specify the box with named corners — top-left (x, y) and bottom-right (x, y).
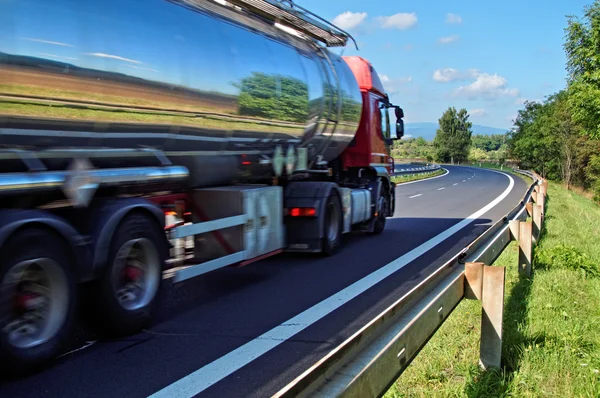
top-left (112, 238), bottom-right (160, 311)
top-left (1, 258), bottom-right (69, 349)
top-left (15, 291), bottom-right (44, 312)
top-left (124, 264), bottom-right (143, 281)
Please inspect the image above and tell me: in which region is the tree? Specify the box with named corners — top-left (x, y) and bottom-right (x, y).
top-left (564, 0), bottom-right (600, 139)
top-left (551, 91), bottom-right (580, 188)
top-left (433, 107), bottom-right (472, 164)
top-left (468, 147), bottom-right (488, 163)
top-left (471, 134), bottom-right (506, 152)
top-left (508, 100), bottom-right (558, 178)
top-left (508, 91), bottom-right (579, 184)
top-left (391, 137), bottom-right (435, 160)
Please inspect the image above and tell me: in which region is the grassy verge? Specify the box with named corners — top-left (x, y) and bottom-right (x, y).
top-left (385, 180), bottom-right (600, 397)
top-left (392, 168), bottom-right (446, 184)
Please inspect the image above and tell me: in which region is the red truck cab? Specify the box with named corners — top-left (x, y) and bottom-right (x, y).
top-left (341, 56), bottom-right (404, 175)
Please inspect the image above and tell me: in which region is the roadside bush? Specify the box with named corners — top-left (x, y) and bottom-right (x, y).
top-left (536, 244), bottom-right (599, 277)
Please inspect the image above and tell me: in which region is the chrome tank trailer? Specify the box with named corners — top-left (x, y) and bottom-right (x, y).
top-left (0, 0), bottom-right (362, 188)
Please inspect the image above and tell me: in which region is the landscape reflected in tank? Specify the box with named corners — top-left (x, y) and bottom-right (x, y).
top-left (0, 0), bottom-right (362, 162)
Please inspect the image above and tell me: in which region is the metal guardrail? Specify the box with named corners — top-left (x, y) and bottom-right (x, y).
top-left (394, 164), bottom-right (441, 176)
top-left (274, 168), bottom-right (546, 398)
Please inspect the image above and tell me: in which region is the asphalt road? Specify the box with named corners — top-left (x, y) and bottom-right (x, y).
top-left (0, 166), bottom-right (529, 398)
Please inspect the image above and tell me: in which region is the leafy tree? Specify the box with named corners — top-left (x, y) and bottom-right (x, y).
top-left (391, 137), bottom-right (435, 160)
top-left (585, 154), bottom-right (600, 202)
top-left (433, 107), bottom-right (472, 164)
top-left (564, 0), bottom-right (600, 139)
top-left (468, 147), bottom-right (488, 163)
top-left (471, 134), bottom-right (507, 152)
top-left (508, 92), bottom-right (580, 184)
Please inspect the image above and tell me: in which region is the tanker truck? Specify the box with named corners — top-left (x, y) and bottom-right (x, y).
top-left (0, 0), bottom-right (404, 375)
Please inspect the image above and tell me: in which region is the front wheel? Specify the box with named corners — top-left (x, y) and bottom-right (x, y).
top-left (0, 228), bottom-right (76, 377)
top-left (322, 193), bottom-right (342, 256)
top-left (371, 194), bottom-right (388, 235)
top-left (90, 213), bottom-right (164, 335)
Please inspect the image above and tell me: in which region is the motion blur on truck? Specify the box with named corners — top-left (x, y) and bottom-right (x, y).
top-left (0, 0), bottom-right (404, 376)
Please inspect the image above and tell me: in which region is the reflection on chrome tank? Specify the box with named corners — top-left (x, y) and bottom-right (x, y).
top-left (0, 0), bottom-right (362, 187)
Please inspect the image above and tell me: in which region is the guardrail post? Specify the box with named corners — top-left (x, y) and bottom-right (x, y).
top-left (465, 262), bottom-right (484, 300)
top-left (538, 185), bottom-right (546, 216)
top-left (518, 221), bottom-right (533, 276)
top-left (509, 219), bottom-right (520, 240)
top-left (480, 265), bottom-right (506, 370)
top-left (532, 204), bottom-right (542, 243)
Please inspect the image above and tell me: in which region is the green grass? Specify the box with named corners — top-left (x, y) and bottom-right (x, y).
top-left (385, 181), bottom-right (600, 397)
top-left (392, 168), bottom-right (446, 184)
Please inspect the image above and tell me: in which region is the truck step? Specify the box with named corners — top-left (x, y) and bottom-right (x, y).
top-left (163, 251), bottom-right (246, 283)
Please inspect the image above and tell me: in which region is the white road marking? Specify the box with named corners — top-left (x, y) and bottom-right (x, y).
top-left (409, 194), bottom-right (422, 198)
top-left (437, 187), bottom-right (445, 190)
top-left (149, 170), bottom-right (515, 398)
top-left (57, 341), bottom-right (97, 358)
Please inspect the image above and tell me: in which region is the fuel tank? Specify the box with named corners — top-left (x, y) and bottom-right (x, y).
top-left (0, 0), bottom-right (362, 188)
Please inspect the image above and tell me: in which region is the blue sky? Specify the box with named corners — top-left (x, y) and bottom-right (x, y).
top-left (299, 0), bottom-right (589, 128)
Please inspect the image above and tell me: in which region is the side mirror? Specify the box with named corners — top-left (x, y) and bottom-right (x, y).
top-left (394, 119), bottom-right (404, 140)
top-left (395, 106), bottom-right (404, 119)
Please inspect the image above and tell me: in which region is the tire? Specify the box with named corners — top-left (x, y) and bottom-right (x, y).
top-left (371, 194), bottom-right (388, 235)
top-left (0, 228), bottom-right (76, 377)
top-left (322, 192), bottom-right (342, 256)
top-left (90, 212), bottom-right (164, 336)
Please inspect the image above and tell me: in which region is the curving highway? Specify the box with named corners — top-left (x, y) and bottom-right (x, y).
top-left (0, 166), bottom-right (528, 398)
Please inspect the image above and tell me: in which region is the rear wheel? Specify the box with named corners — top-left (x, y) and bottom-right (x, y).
top-left (90, 213), bottom-right (164, 335)
top-left (0, 228), bottom-right (76, 377)
top-left (322, 193), bottom-right (342, 256)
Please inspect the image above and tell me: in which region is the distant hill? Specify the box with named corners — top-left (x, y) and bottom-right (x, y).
top-left (404, 122), bottom-right (509, 141)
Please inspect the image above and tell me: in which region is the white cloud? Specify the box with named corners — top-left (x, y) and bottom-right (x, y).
top-left (332, 11), bottom-right (368, 30)
top-left (454, 73), bottom-right (519, 99)
top-left (83, 52), bottom-right (143, 64)
top-left (376, 12), bottom-right (418, 30)
top-left (22, 37), bottom-right (75, 47)
top-left (438, 35), bottom-right (459, 44)
top-left (380, 74), bottom-right (390, 82)
top-left (432, 68), bottom-right (478, 83)
top-left (470, 108), bottom-right (488, 117)
top-left (446, 13), bottom-right (463, 24)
